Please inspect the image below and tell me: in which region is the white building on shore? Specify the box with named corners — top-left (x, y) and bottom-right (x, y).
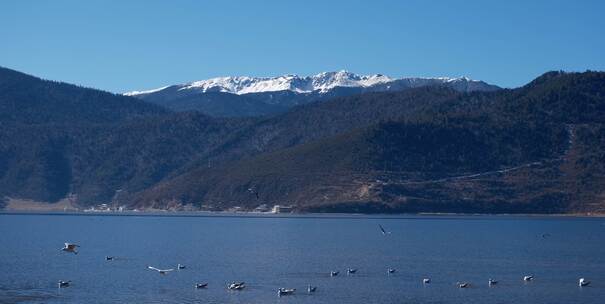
top-left (271, 205), bottom-right (294, 214)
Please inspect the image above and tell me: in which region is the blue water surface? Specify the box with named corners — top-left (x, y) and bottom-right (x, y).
top-left (0, 213), bottom-right (604, 304)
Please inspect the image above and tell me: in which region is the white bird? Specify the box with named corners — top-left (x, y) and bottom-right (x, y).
top-left (423, 278), bottom-right (431, 284)
top-left (61, 243), bottom-right (79, 255)
top-left (488, 279), bottom-right (498, 286)
top-left (177, 264), bottom-right (186, 270)
top-left (278, 288), bottom-right (296, 296)
top-left (147, 266), bottom-right (174, 274)
top-left (523, 275), bottom-right (534, 281)
top-left (307, 285), bottom-right (317, 293)
top-left (457, 282), bottom-right (470, 288)
top-left (347, 268), bottom-right (357, 274)
top-left (579, 278), bottom-right (590, 287)
top-left (387, 268), bottom-right (396, 274)
top-left (330, 271), bottom-right (339, 277)
top-left (195, 283), bottom-right (208, 289)
top-left (228, 282), bottom-right (246, 290)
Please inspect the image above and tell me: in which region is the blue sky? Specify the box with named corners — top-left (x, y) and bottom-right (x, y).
top-left (1, 0), bottom-right (603, 93)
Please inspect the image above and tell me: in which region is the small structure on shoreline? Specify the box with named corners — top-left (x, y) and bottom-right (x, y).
top-left (271, 205), bottom-right (294, 214)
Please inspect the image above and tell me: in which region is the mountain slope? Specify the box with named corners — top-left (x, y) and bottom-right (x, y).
top-left (2, 67), bottom-right (605, 215)
top-left (0, 113), bottom-right (253, 203)
top-left (0, 67), bottom-right (254, 203)
top-left (132, 71), bottom-right (605, 214)
top-left (0, 67), bottom-right (167, 125)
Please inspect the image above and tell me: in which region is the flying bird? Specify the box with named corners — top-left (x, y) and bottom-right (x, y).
top-left (61, 243), bottom-right (79, 255)
top-left (247, 187), bottom-right (259, 200)
top-left (379, 224), bottom-right (391, 235)
top-left (147, 266), bottom-right (174, 274)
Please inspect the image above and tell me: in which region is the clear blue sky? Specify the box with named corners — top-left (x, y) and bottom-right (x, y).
top-left (1, 0), bottom-right (603, 93)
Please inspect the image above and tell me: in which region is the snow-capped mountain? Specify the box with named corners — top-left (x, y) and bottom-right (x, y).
top-left (125, 71), bottom-right (500, 117)
top-left (125, 70), bottom-right (489, 96)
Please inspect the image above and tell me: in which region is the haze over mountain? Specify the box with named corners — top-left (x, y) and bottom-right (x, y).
top-left (125, 71), bottom-right (500, 117)
top-left (1, 66), bottom-right (604, 215)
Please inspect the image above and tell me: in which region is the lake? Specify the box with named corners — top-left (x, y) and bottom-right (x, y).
top-left (0, 213), bottom-right (604, 303)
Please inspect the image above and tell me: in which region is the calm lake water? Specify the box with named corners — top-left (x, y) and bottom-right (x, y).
top-left (0, 213), bottom-right (604, 304)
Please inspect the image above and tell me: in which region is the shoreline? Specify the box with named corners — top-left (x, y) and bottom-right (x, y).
top-left (1, 209), bottom-right (604, 220)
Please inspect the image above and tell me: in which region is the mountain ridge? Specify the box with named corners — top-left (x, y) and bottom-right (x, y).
top-left (124, 71), bottom-right (500, 117)
top-left (2, 67), bottom-right (605, 214)
top-left (124, 70), bottom-right (494, 96)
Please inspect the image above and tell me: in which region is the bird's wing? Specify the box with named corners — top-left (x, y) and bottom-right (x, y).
top-left (148, 266), bottom-right (161, 271)
top-left (379, 224), bottom-right (387, 234)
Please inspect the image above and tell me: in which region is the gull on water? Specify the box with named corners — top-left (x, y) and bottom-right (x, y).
top-left (307, 285), bottom-right (317, 293)
top-left (523, 275), bottom-right (534, 282)
top-left (278, 288), bottom-right (296, 296)
top-left (579, 278), bottom-right (590, 287)
top-left (61, 243), bottom-right (79, 255)
top-left (423, 278), bottom-right (431, 284)
top-left (228, 282), bottom-right (246, 290)
top-left (58, 280), bottom-right (71, 288)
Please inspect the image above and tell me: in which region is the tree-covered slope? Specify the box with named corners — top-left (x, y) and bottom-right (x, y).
top-left (0, 67), bottom-right (167, 125)
top-left (132, 71), bottom-right (605, 214)
top-left (2, 68), bottom-right (605, 214)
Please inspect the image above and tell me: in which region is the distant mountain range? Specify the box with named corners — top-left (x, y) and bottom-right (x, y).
top-left (124, 71), bottom-right (500, 117)
top-left (2, 66), bottom-right (605, 214)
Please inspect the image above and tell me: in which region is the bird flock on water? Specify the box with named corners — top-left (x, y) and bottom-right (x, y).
top-left (56, 224), bottom-right (593, 295)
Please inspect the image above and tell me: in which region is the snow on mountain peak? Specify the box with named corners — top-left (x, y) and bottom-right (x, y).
top-left (124, 71), bottom-right (481, 96)
top-left (174, 71), bottom-right (395, 95)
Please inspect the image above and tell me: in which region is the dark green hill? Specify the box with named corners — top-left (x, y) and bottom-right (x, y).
top-left (2, 68), bottom-right (605, 214)
top-left (132, 71), bottom-right (605, 214)
top-left (0, 112), bottom-right (252, 203)
top-left (0, 67), bottom-right (167, 125)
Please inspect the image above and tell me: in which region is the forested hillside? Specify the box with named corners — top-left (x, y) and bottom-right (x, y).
top-left (2, 66), bottom-right (605, 214)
